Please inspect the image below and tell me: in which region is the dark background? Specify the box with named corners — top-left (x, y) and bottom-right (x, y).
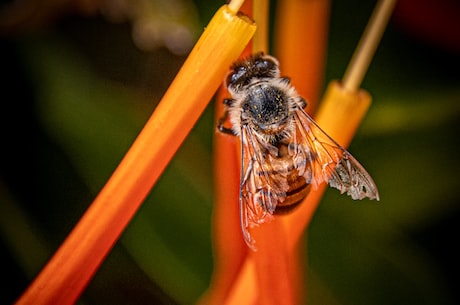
top-left (1, 0), bottom-right (459, 304)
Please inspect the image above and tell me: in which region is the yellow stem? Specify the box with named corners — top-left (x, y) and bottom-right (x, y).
top-left (342, 0), bottom-right (397, 92)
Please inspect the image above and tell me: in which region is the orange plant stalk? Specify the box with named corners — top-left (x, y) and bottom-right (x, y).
top-left (246, 1), bottom-right (298, 304)
top-left (275, 0), bottom-right (331, 114)
top-left (198, 86), bottom-right (249, 305)
top-left (234, 1), bottom-right (330, 305)
top-left (15, 4), bottom-right (255, 305)
top-left (251, 2), bottom-right (332, 304)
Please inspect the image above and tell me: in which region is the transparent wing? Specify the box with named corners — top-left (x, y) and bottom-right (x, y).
top-left (237, 104), bottom-right (379, 249)
top-left (239, 125), bottom-right (291, 248)
top-left (292, 106), bottom-right (380, 200)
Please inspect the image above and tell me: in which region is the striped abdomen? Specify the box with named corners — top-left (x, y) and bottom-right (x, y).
top-left (253, 150), bottom-right (312, 215)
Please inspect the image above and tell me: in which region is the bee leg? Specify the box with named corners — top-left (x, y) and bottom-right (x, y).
top-left (223, 98), bottom-right (234, 106)
top-left (280, 77), bottom-right (291, 84)
top-left (217, 100), bottom-right (237, 135)
top-left (217, 119), bottom-right (235, 135)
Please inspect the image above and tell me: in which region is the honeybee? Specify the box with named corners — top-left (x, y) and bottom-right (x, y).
top-left (218, 53), bottom-right (379, 249)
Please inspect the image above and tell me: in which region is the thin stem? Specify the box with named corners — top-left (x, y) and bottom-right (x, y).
top-left (228, 0), bottom-right (246, 13)
top-left (342, 0), bottom-right (397, 92)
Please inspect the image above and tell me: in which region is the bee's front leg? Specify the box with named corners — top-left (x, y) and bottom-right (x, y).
top-left (217, 98), bottom-right (237, 135)
top-left (223, 98), bottom-right (234, 106)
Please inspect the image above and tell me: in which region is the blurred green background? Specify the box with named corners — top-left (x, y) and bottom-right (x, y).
top-left (1, 0), bottom-right (459, 304)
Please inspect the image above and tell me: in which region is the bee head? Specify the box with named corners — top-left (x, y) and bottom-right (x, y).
top-left (225, 53), bottom-right (280, 93)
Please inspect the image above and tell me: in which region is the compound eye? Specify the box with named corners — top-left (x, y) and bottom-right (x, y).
top-left (255, 58), bottom-right (275, 70)
top-left (226, 66), bottom-right (247, 87)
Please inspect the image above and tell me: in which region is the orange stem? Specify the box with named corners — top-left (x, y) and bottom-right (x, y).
top-left (252, 219), bottom-right (295, 305)
top-left (197, 88), bottom-right (249, 305)
top-left (15, 5), bottom-right (255, 305)
top-left (275, 0), bottom-right (331, 114)
top-left (251, 1), bottom-right (331, 304)
top-left (197, 2), bottom-right (255, 303)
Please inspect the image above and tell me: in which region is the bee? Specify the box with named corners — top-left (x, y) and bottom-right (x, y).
top-left (218, 53), bottom-right (379, 249)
